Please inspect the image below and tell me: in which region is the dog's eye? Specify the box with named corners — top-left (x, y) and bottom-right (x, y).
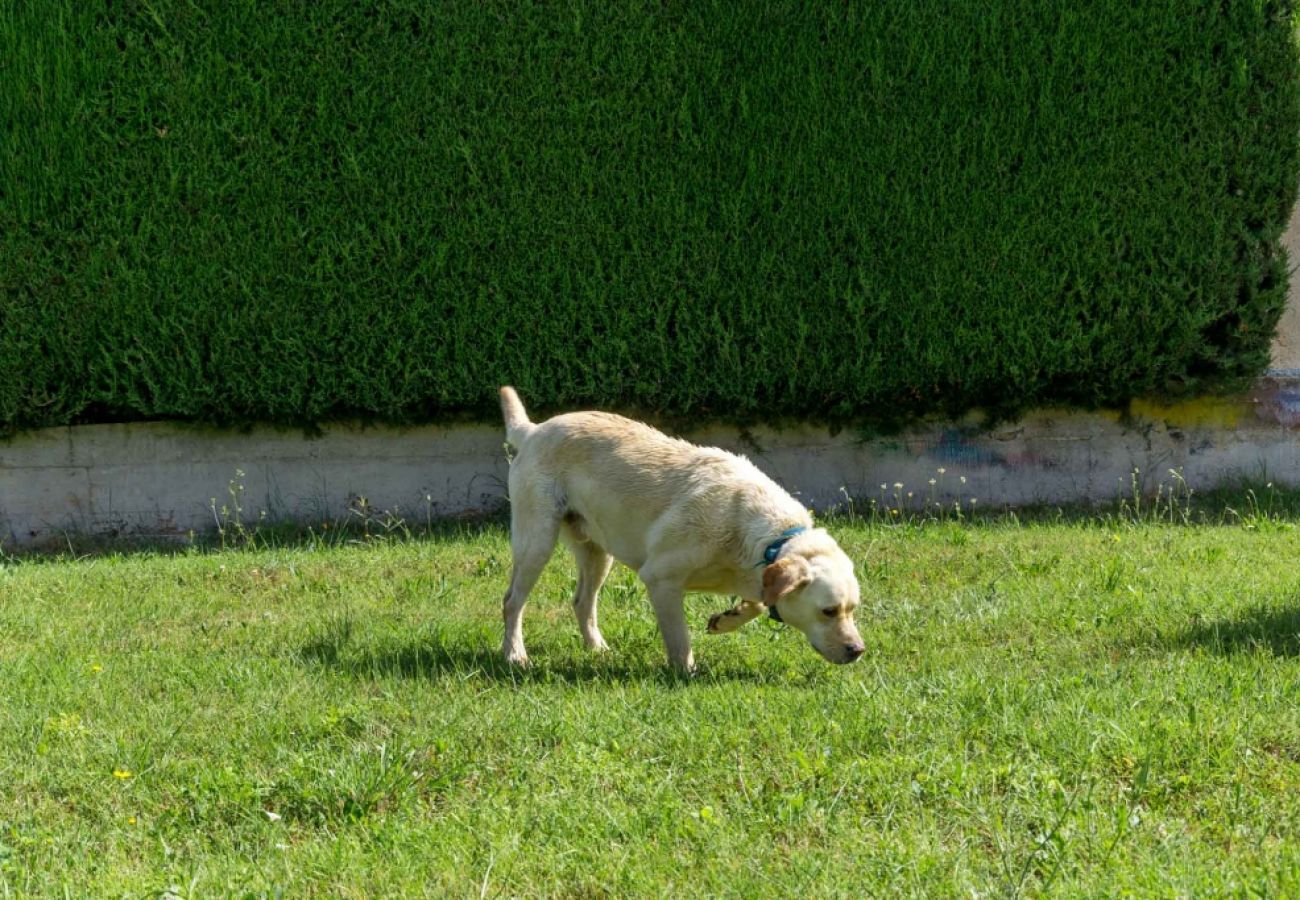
top-left (822, 607), bottom-right (839, 618)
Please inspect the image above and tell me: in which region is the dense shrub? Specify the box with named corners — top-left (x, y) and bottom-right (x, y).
top-left (2, 0), bottom-right (1298, 432)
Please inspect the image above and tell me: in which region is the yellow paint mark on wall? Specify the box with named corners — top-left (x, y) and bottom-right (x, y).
top-left (1128, 395), bottom-right (1246, 429)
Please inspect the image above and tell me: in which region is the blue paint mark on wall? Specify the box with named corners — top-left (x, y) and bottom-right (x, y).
top-left (928, 429), bottom-right (1005, 467)
top-left (1254, 380), bottom-right (1300, 427)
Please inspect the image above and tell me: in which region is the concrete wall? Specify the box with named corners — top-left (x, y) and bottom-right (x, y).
top-left (4, 216), bottom-right (1300, 547)
top-left (2, 381), bottom-right (1299, 547)
top-left (0, 422), bottom-right (511, 545)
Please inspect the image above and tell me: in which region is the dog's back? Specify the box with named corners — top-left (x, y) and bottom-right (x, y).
top-left (498, 386), bottom-right (802, 562)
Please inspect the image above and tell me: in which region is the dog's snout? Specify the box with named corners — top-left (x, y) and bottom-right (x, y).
top-left (843, 642), bottom-right (865, 662)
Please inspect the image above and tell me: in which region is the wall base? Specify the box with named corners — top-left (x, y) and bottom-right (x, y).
top-left (3, 380), bottom-right (1299, 547)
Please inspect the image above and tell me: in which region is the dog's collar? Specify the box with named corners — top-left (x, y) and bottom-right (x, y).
top-left (759, 526), bottom-right (807, 567)
top-left (758, 525), bottom-right (807, 625)
top-left (761, 525), bottom-right (807, 624)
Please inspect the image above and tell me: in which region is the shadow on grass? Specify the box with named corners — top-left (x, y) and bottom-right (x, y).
top-left (10, 483), bottom-right (1300, 563)
top-left (5, 511), bottom-right (511, 563)
top-left (296, 618), bottom-right (767, 686)
top-left (1174, 604), bottom-right (1300, 657)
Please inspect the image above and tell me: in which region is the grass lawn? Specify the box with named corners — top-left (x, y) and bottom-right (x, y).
top-left (3, 496), bottom-right (1300, 895)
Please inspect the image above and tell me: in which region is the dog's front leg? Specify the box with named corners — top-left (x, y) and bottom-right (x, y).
top-left (707, 599), bottom-right (764, 634)
top-left (641, 574), bottom-right (693, 673)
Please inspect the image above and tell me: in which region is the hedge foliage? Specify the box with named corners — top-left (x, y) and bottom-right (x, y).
top-left (2, 1), bottom-right (1298, 432)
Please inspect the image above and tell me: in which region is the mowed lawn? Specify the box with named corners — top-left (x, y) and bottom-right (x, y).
top-left (3, 505), bottom-right (1300, 896)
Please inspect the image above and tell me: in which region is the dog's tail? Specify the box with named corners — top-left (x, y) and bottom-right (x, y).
top-left (499, 386), bottom-right (535, 445)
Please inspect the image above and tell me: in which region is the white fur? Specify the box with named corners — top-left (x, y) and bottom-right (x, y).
top-left (497, 387), bottom-right (865, 671)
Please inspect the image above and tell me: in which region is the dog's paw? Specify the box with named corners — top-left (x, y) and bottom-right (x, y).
top-left (667, 657), bottom-right (696, 678)
top-left (503, 649), bottom-right (530, 667)
top-left (707, 608), bottom-right (743, 634)
top-left (580, 628), bottom-right (611, 652)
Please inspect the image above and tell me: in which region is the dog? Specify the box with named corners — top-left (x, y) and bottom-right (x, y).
top-left (497, 387), bottom-right (865, 672)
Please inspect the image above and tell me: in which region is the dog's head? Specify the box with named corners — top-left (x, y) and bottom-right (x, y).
top-left (763, 530), bottom-right (864, 664)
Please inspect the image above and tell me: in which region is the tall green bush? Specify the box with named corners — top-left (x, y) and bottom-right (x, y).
top-left (2, 0), bottom-right (1298, 432)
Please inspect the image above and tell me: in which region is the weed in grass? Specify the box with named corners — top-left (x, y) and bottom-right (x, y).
top-left (1225, 483), bottom-right (1297, 533)
top-left (210, 470), bottom-right (264, 551)
top-left (266, 741), bottom-right (455, 827)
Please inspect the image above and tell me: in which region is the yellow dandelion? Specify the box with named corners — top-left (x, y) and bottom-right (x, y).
top-left (113, 769), bottom-right (132, 779)
top-left (90, 663), bottom-right (103, 674)
top-left (128, 816), bottom-right (137, 825)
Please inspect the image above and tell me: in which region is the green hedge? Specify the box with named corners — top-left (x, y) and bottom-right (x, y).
top-left (3, 1), bottom-right (1298, 432)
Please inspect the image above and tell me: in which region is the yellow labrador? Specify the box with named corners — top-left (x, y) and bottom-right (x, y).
top-left (498, 387), bottom-right (864, 672)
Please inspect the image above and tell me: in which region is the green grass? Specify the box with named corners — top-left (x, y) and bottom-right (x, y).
top-left (4, 499), bottom-right (1300, 894)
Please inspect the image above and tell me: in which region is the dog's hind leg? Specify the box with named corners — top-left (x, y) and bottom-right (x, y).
top-left (502, 493), bottom-right (560, 667)
top-left (563, 531), bottom-right (614, 652)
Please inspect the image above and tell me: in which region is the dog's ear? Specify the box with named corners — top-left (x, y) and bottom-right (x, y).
top-left (762, 557), bottom-right (812, 606)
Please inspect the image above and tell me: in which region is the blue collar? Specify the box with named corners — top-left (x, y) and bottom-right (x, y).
top-left (759, 526), bottom-right (807, 567)
top-left (759, 525), bottom-right (808, 625)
